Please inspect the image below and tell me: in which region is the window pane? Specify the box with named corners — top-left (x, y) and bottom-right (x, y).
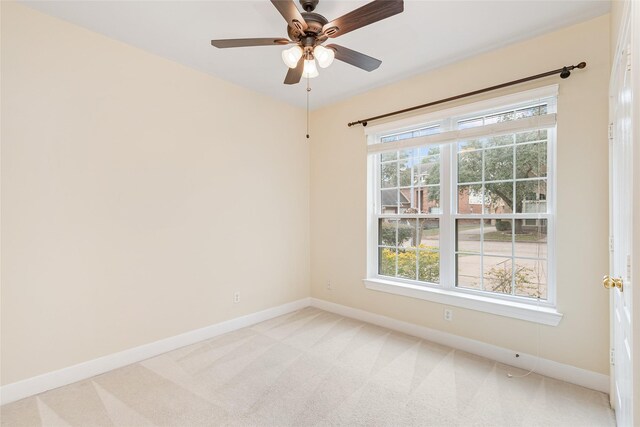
top-left (485, 182), bottom-right (514, 214)
top-left (516, 142), bottom-right (547, 179)
top-left (458, 118), bottom-right (483, 130)
top-left (397, 248), bottom-right (417, 280)
top-left (412, 162), bottom-right (423, 186)
top-left (482, 219), bottom-right (512, 257)
top-left (486, 134), bottom-right (514, 147)
top-left (485, 111), bottom-right (515, 124)
top-left (514, 259), bottom-right (547, 299)
top-left (380, 189), bottom-right (401, 214)
top-left (414, 126), bottom-right (441, 138)
top-left (456, 219), bottom-right (481, 253)
top-left (483, 257), bottom-right (513, 295)
top-left (419, 145), bottom-right (440, 157)
top-left (399, 189), bottom-right (416, 214)
top-left (484, 146), bottom-right (513, 181)
top-left (381, 162), bottom-right (398, 188)
top-left (458, 151), bottom-right (482, 183)
top-left (458, 139), bottom-right (483, 152)
top-left (516, 129), bottom-right (547, 143)
top-left (415, 155), bottom-right (440, 185)
top-left (458, 184), bottom-right (483, 214)
top-left (514, 219), bottom-right (547, 259)
top-left (418, 250), bottom-right (439, 283)
top-left (399, 149), bottom-right (413, 160)
top-left (418, 186), bottom-right (440, 214)
top-left (381, 126), bottom-right (440, 144)
top-left (516, 180), bottom-right (547, 213)
top-left (381, 151), bottom-right (397, 162)
top-left (399, 159), bottom-right (412, 186)
top-left (378, 218), bottom-right (397, 246)
top-left (514, 104), bottom-right (547, 119)
top-left (398, 219), bottom-right (417, 248)
top-left (456, 254), bottom-right (481, 289)
top-left (418, 219), bottom-right (439, 249)
top-left (457, 105), bottom-right (547, 132)
top-left (379, 248), bottom-right (397, 277)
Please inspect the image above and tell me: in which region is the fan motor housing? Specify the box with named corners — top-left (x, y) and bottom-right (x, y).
top-left (288, 12), bottom-right (327, 40)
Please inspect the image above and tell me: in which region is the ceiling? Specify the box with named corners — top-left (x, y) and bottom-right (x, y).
top-left (22, 0), bottom-right (610, 109)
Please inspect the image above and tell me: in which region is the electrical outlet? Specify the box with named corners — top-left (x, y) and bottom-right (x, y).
top-left (234, 292), bottom-right (240, 303)
top-left (444, 308), bottom-right (453, 321)
top-left (327, 280), bottom-right (332, 291)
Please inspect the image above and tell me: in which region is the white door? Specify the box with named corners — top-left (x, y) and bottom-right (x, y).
top-left (609, 3), bottom-right (636, 426)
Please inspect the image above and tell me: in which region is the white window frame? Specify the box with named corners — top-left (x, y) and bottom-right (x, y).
top-left (364, 86), bottom-right (562, 326)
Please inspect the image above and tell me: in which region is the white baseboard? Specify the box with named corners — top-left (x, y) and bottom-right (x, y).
top-left (1, 295), bottom-right (608, 406)
top-left (310, 298), bottom-right (609, 394)
top-left (0, 297), bottom-right (311, 406)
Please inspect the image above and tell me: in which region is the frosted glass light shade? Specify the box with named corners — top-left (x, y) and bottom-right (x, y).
top-left (314, 45), bottom-right (335, 68)
top-left (281, 46), bottom-right (303, 68)
top-left (303, 59), bottom-right (319, 78)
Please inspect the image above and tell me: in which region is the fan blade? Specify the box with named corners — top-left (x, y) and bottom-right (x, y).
top-left (326, 44), bottom-right (381, 71)
top-left (284, 57), bottom-right (304, 85)
top-left (271, 0), bottom-right (308, 36)
top-left (211, 38), bottom-right (290, 48)
top-left (323, 0), bottom-right (403, 38)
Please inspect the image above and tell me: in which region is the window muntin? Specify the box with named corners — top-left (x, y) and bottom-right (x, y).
top-left (377, 218), bottom-right (440, 283)
top-left (457, 131), bottom-right (548, 215)
top-left (454, 219), bottom-right (548, 300)
top-left (379, 145), bottom-right (441, 215)
top-left (454, 127), bottom-right (549, 300)
top-left (371, 94), bottom-right (554, 305)
top-left (377, 141), bottom-right (441, 284)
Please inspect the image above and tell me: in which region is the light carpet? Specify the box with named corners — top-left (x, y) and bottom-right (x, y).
top-left (0, 307), bottom-right (615, 426)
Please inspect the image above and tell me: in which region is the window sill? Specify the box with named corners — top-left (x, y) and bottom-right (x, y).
top-left (363, 278), bottom-right (563, 326)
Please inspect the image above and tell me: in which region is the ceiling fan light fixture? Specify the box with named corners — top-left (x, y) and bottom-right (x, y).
top-left (303, 59), bottom-right (319, 78)
top-left (282, 45), bottom-right (303, 68)
top-left (211, 0), bottom-right (404, 85)
top-left (314, 45), bottom-right (335, 68)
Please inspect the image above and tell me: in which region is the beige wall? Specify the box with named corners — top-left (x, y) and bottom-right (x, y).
top-left (610, 0), bottom-right (625, 60)
top-left (1, 2), bottom-right (309, 385)
top-left (0, 2), bottom-right (613, 388)
top-left (310, 15), bottom-right (611, 374)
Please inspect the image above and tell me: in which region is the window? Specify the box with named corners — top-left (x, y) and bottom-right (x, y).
top-left (366, 87), bottom-right (560, 325)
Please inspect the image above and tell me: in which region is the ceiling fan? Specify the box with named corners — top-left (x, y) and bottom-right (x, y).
top-left (211, 0), bottom-right (404, 85)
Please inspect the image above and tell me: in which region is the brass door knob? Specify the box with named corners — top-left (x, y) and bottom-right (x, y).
top-left (603, 275), bottom-right (624, 292)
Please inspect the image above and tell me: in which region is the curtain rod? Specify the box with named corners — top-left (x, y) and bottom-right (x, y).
top-left (347, 61), bottom-right (587, 128)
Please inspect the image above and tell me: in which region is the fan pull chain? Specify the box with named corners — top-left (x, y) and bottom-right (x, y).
top-left (306, 78), bottom-right (311, 139)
